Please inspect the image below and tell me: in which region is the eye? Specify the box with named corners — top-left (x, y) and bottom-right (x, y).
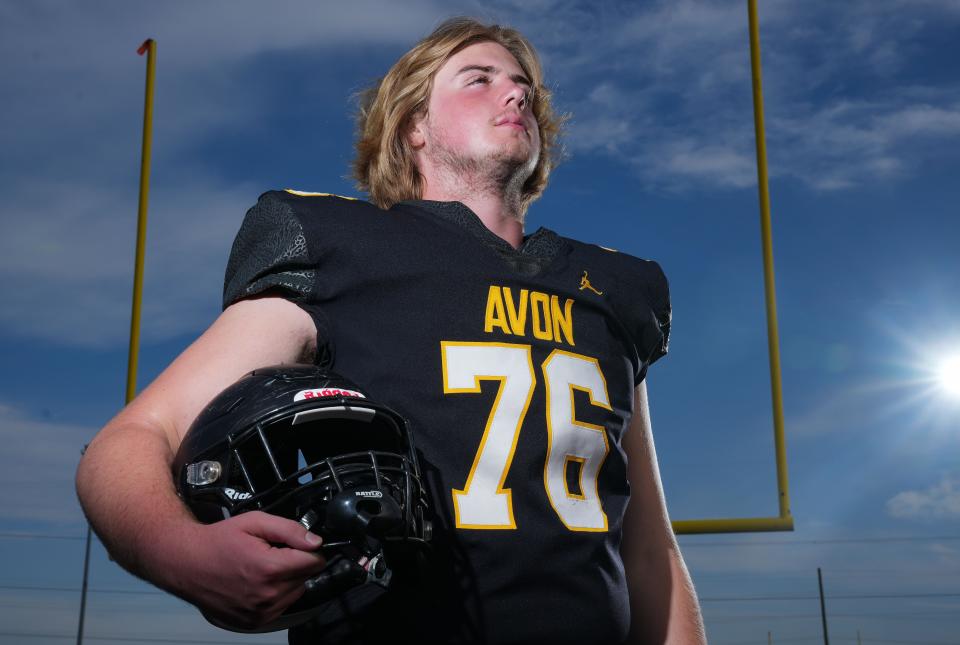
top-left (468, 75), bottom-right (490, 86)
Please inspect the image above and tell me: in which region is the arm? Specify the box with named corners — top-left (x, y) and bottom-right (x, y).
top-left (621, 380), bottom-right (706, 644)
top-left (75, 296), bottom-right (328, 631)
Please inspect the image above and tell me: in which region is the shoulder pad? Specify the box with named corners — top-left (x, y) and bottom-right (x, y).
top-left (222, 192), bottom-right (315, 310)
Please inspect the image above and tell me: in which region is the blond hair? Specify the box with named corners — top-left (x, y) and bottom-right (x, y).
top-left (352, 17), bottom-right (565, 213)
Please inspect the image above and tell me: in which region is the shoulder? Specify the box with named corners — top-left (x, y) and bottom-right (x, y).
top-left (221, 189), bottom-right (363, 310)
top-left (560, 234), bottom-right (669, 295)
top-left (243, 190), bottom-right (400, 245)
top-left (231, 188), bottom-right (385, 254)
top-left (560, 233), bottom-right (671, 367)
top-left (249, 188), bottom-right (382, 222)
top-left (268, 188), bottom-right (365, 206)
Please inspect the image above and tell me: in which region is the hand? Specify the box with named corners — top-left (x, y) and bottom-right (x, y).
top-left (164, 511), bottom-right (328, 631)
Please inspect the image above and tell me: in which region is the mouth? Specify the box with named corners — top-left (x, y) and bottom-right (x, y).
top-left (494, 116), bottom-right (529, 134)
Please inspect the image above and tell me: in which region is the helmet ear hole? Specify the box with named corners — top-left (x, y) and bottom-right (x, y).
top-left (296, 450), bottom-right (312, 484)
top-left (357, 499), bottom-right (382, 516)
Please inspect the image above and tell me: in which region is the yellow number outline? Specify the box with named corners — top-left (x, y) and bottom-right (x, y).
top-left (441, 341), bottom-right (535, 530)
top-left (442, 342), bottom-right (613, 531)
top-left (542, 349), bottom-right (612, 532)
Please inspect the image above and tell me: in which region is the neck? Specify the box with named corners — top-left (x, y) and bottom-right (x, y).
top-left (420, 171), bottom-right (526, 250)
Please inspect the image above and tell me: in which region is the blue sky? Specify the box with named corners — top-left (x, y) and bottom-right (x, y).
top-left (1, 0), bottom-right (959, 643)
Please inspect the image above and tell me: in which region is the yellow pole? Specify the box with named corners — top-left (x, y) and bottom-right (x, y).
top-left (670, 1), bottom-right (793, 536)
top-left (673, 516), bottom-right (792, 535)
top-left (126, 39), bottom-right (156, 404)
top-left (747, 0), bottom-right (792, 522)
top-left (79, 39), bottom-right (157, 645)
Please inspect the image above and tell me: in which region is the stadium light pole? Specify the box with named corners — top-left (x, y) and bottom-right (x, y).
top-left (76, 37), bottom-right (156, 645)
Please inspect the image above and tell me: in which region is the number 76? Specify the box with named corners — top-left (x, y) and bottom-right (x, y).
top-left (441, 341), bottom-right (614, 532)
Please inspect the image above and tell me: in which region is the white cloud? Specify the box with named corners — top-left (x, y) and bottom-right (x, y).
top-left (657, 139), bottom-right (756, 189)
top-left (0, 1), bottom-right (447, 169)
top-left (0, 0), bottom-right (446, 72)
top-left (767, 99), bottom-right (960, 189)
top-left (532, 0), bottom-right (960, 193)
top-left (886, 474), bottom-right (960, 520)
top-left (565, 115), bottom-right (633, 155)
top-left (892, 0), bottom-right (960, 15)
top-left (875, 103), bottom-right (960, 137)
top-left (0, 0), bottom-right (451, 348)
top-left (0, 176), bottom-right (253, 347)
top-left (2, 0), bottom-right (960, 349)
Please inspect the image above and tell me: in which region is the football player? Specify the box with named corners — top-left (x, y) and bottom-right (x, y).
top-left (76, 17), bottom-right (706, 644)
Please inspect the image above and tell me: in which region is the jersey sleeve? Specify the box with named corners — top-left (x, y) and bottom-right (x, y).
top-left (222, 191), bottom-right (316, 310)
top-left (643, 260), bottom-right (671, 366)
top-left (619, 257), bottom-right (671, 383)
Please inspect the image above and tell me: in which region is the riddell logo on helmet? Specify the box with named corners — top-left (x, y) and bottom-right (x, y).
top-left (294, 388), bottom-right (366, 401)
top-left (224, 488), bottom-right (252, 501)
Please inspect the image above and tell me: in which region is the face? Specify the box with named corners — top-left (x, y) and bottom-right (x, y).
top-left (409, 41), bottom-right (541, 185)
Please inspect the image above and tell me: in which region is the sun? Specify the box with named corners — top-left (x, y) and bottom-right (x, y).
top-left (935, 353), bottom-right (960, 399)
top-left (869, 317), bottom-right (960, 436)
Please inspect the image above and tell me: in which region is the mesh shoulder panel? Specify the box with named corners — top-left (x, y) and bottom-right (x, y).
top-left (223, 191), bottom-right (315, 309)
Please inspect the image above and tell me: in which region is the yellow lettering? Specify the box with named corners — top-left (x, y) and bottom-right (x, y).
top-left (484, 286), bottom-right (512, 335)
top-left (483, 285), bottom-right (575, 346)
top-left (551, 295), bottom-right (575, 346)
top-left (503, 288), bottom-right (529, 336)
top-left (530, 292), bottom-right (552, 341)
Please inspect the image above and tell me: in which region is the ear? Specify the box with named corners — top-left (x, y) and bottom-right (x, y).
top-left (407, 112), bottom-right (426, 149)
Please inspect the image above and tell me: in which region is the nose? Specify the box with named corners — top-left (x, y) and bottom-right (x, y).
top-left (503, 79), bottom-right (529, 111)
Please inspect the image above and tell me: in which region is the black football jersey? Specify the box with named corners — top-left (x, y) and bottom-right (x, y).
top-left (223, 190), bottom-right (671, 645)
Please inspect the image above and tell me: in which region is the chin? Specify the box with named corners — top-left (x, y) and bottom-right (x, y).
top-left (495, 138), bottom-right (538, 164)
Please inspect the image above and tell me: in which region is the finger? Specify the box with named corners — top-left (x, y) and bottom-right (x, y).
top-left (241, 512), bottom-right (323, 551)
top-left (276, 578), bottom-right (309, 608)
top-left (249, 583), bottom-right (311, 629)
top-left (269, 547), bottom-right (329, 580)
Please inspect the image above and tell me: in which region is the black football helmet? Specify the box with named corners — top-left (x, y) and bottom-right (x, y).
top-left (172, 365), bottom-right (431, 632)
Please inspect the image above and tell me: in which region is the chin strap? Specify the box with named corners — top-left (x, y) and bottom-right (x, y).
top-left (304, 555), bottom-right (366, 596)
top-left (304, 551), bottom-right (392, 598)
top-left (298, 489), bottom-right (399, 599)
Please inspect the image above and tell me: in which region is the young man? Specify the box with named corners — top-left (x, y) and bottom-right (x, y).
top-left (76, 17), bottom-right (706, 644)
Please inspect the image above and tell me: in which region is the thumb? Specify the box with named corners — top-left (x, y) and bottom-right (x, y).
top-left (242, 512), bottom-right (323, 551)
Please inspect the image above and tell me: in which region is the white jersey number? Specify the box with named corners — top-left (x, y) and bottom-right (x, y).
top-left (441, 342), bottom-right (612, 532)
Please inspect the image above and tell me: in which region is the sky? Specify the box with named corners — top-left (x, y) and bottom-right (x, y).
top-left (1, 0), bottom-right (959, 643)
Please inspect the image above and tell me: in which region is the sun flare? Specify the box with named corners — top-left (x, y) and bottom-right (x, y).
top-left (936, 353), bottom-right (960, 399)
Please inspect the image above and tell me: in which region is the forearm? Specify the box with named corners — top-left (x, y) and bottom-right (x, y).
top-left (75, 417), bottom-right (199, 595)
top-left (661, 548), bottom-right (705, 644)
top-left (625, 544), bottom-right (705, 645)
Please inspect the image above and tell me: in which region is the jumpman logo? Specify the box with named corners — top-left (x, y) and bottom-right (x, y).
top-left (579, 271), bottom-right (603, 295)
